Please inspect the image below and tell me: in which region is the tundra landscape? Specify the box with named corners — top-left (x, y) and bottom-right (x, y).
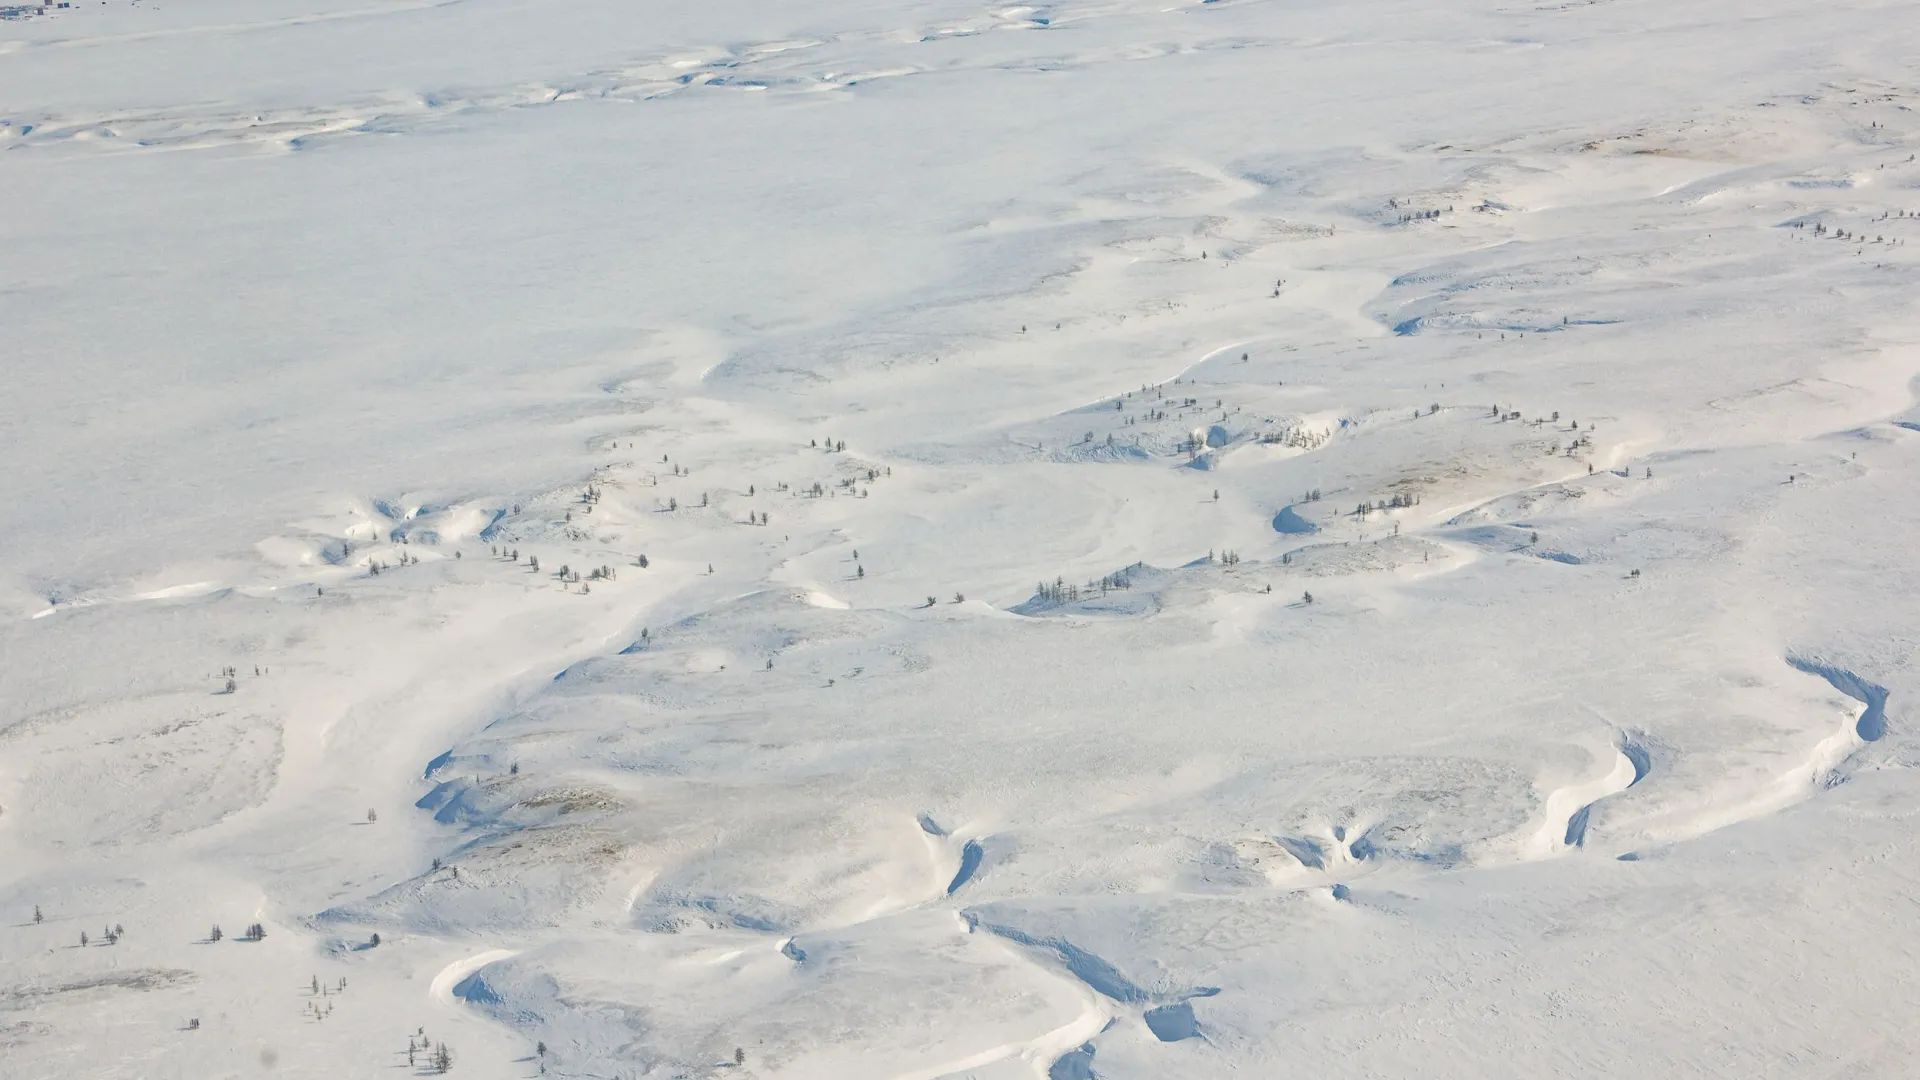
top-left (3, 0), bottom-right (1920, 1077)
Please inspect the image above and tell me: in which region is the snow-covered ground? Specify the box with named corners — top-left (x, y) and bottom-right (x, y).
top-left (4, 0), bottom-right (1920, 1076)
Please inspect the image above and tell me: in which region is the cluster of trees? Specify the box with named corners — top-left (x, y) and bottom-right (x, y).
top-left (1798, 221), bottom-right (1900, 244)
top-left (407, 1033), bottom-right (453, 1072)
top-left (369, 549), bottom-right (418, 575)
top-left (1259, 426), bottom-right (1328, 450)
top-left (77, 923), bottom-right (125, 947)
top-left (1033, 566), bottom-right (1138, 605)
top-left (1353, 492), bottom-right (1419, 515)
top-left (1033, 578), bottom-right (1084, 604)
top-left (305, 975), bottom-right (349, 1021)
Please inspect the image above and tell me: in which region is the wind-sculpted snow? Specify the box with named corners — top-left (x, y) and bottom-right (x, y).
top-left (6, 0), bottom-right (1920, 1077)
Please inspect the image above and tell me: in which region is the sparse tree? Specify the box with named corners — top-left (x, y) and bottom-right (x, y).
top-left (367, 808), bottom-right (377, 823)
top-left (432, 1042), bottom-right (453, 1073)
top-left (369, 933), bottom-right (381, 947)
top-left (1303, 591), bottom-right (1314, 604)
top-left (33, 905), bottom-right (42, 924)
top-left (209, 924), bottom-right (222, 942)
top-left (735, 1047), bottom-right (746, 1064)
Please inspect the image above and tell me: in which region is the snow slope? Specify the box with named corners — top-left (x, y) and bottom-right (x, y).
top-left (3, 0), bottom-right (1919, 1077)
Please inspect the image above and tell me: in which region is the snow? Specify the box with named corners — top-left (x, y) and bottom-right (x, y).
top-left (3, 0), bottom-right (1920, 1076)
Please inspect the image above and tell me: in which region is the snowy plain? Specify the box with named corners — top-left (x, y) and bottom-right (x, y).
top-left (4, 0), bottom-right (1920, 1076)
